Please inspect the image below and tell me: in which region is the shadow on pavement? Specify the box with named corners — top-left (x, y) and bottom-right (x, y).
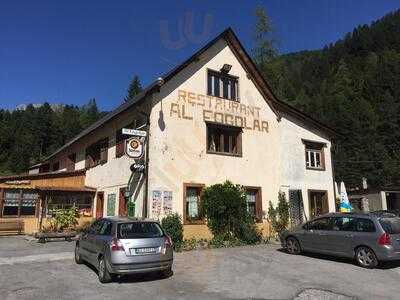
top-left (82, 261), bottom-right (173, 284)
top-left (277, 248), bottom-right (400, 269)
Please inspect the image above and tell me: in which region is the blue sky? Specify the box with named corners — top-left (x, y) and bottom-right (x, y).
top-left (0, 0), bottom-right (399, 111)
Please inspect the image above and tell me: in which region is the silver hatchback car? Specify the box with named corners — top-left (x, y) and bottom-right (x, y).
top-left (280, 212), bottom-right (400, 268)
top-left (75, 217), bottom-right (173, 283)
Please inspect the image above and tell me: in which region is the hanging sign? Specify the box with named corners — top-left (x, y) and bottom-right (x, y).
top-left (122, 128), bottom-right (147, 137)
top-left (126, 137), bottom-right (143, 158)
top-left (130, 163), bottom-right (145, 173)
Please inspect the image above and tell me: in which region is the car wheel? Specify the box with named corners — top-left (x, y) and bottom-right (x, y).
top-left (355, 246), bottom-right (378, 268)
top-left (74, 244), bottom-right (83, 264)
top-left (160, 267), bottom-right (172, 278)
top-left (98, 257), bottom-right (112, 283)
top-left (286, 237), bottom-right (301, 255)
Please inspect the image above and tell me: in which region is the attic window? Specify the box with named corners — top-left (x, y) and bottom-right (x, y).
top-left (207, 69), bottom-right (238, 101)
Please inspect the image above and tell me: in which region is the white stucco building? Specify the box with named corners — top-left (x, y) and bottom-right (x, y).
top-left (15, 28), bottom-right (337, 237)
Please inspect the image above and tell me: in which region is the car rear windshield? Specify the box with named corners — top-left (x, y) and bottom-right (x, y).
top-left (379, 218), bottom-right (400, 234)
top-left (117, 222), bottom-right (164, 239)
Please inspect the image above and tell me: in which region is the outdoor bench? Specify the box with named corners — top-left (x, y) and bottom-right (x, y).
top-left (35, 231), bottom-right (78, 243)
top-left (0, 219), bottom-right (24, 235)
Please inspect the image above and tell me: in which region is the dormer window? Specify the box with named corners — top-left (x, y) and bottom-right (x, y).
top-left (207, 69), bottom-right (238, 101)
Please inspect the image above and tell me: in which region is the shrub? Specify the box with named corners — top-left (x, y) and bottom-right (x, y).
top-left (202, 180), bottom-right (261, 244)
top-left (209, 234), bottom-right (244, 248)
top-left (47, 207), bottom-right (79, 232)
top-left (268, 192), bottom-right (290, 236)
top-left (161, 213), bottom-right (184, 251)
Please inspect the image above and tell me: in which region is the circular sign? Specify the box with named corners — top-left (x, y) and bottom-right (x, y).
top-left (126, 137), bottom-right (143, 158)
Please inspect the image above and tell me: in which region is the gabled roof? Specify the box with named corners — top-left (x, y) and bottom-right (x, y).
top-left (38, 28), bottom-right (337, 166)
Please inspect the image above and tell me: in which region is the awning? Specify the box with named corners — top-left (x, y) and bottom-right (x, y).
top-left (35, 186), bottom-right (97, 193)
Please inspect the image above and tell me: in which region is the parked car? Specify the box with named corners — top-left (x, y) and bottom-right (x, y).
top-left (280, 212), bottom-right (400, 268)
top-left (75, 217), bottom-right (173, 283)
top-left (371, 210), bottom-right (400, 217)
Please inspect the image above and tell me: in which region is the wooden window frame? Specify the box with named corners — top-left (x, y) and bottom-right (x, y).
top-left (96, 192), bottom-right (104, 219)
top-left (206, 123), bottom-right (242, 157)
top-left (39, 163), bottom-right (50, 174)
top-left (66, 153), bottom-right (76, 172)
top-left (183, 183), bottom-right (205, 225)
top-left (115, 121), bottom-right (140, 158)
top-left (0, 189), bottom-right (3, 218)
top-left (207, 69), bottom-right (239, 102)
top-left (52, 162), bottom-right (60, 172)
top-left (302, 139), bottom-right (326, 171)
top-left (308, 189), bottom-right (329, 219)
top-left (85, 138), bottom-right (109, 169)
top-left (1, 189), bottom-right (37, 218)
top-left (118, 187), bottom-right (127, 217)
top-left (244, 186), bottom-right (263, 223)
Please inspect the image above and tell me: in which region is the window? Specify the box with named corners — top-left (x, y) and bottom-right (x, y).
top-left (118, 222), bottom-right (164, 239)
top-left (39, 163), bottom-right (50, 173)
top-left (66, 153), bottom-right (76, 172)
top-left (116, 121), bottom-right (138, 158)
top-left (106, 193), bottom-right (116, 217)
top-left (355, 218), bottom-right (376, 232)
top-left (245, 187), bottom-right (262, 221)
top-left (116, 119), bottom-right (146, 158)
top-left (85, 138), bottom-right (108, 168)
top-left (46, 193), bottom-right (93, 217)
top-left (308, 190), bottom-right (329, 218)
top-left (303, 140), bottom-right (325, 170)
top-left (88, 220), bottom-right (103, 234)
top-left (1, 190), bottom-right (38, 217)
top-left (183, 184), bottom-right (204, 224)
top-left (207, 70), bottom-right (238, 101)
top-left (379, 218), bottom-right (400, 234)
top-left (304, 217), bottom-right (332, 231)
top-left (99, 220), bottom-right (113, 235)
top-left (331, 217), bottom-right (376, 232)
top-left (207, 123), bottom-right (242, 156)
top-left (52, 162), bottom-right (60, 172)
top-left (21, 192), bottom-right (37, 216)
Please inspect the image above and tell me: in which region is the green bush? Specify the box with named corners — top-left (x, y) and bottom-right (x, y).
top-left (48, 207), bottom-right (79, 232)
top-left (268, 192), bottom-right (290, 236)
top-left (202, 180), bottom-right (261, 244)
top-left (209, 234), bottom-right (244, 248)
top-left (161, 213), bottom-right (184, 251)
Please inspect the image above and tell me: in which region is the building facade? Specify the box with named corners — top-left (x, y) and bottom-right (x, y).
top-left (0, 29), bottom-right (337, 236)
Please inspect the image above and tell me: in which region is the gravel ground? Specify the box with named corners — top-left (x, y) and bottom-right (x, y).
top-left (1, 236), bottom-right (400, 299)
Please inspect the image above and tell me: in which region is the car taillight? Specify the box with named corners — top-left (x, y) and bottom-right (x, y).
top-left (378, 233), bottom-right (392, 246)
top-left (111, 238), bottom-right (125, 251)
top-left (165, 235), bottom-right (173, 248)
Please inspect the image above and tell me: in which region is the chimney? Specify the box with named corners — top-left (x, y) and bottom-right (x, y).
top-left (362, 177), bottom-right (368, 190)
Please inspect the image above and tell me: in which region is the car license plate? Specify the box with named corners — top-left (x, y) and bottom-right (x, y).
top-left (131, 247), bottom-right (157, 255)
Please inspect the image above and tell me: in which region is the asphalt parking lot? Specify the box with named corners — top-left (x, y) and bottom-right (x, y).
top-left (1, 236), bottom-right (400, 300)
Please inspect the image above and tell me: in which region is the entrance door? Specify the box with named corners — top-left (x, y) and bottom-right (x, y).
top-left (309, 190), bottom-right (328, 219)
top-left (387, 192), bottom-right (400, 211)
top-left (118, 188), bottom-right (127, 217)
top-left (96, 192), bottom-right (104, 219)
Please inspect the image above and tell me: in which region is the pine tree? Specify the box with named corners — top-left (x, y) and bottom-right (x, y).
top-left (253, 6), bottom-right (277, 67)
top-left (125, 75), bottom-right (142, 102)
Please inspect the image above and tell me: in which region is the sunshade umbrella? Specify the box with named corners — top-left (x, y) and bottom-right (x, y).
top-left (339, 181), bottom-right (352, 212)
top-left (334, 181), bottom-right (340, 210)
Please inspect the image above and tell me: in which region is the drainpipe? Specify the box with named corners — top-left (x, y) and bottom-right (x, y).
top-left (136, 77), bottom-right (164, 219)
top-left (143, 117), bottom-right (150, 218)
top-left (330, 141), bottom-right (337, 212)
top-left (133, 106), bottom-right (150, 219)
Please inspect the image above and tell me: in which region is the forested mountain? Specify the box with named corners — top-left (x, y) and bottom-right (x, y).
top-left (260, 9), bottom-right (400, 189)
top-left (0, 99), bottom-right (104, 175)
